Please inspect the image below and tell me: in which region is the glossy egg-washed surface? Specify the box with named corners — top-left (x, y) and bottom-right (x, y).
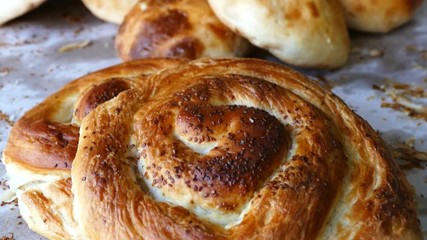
top-left (2, 59), bottom-right (185, 239)
top-left (72, 58), bottom-right (421, 239)
top-left (115, 0), bottom-right (249, 61)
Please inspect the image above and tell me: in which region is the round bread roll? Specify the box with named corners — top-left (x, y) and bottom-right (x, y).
top-left (115, 0), bottom-right (249, 61)
top-left (72, 58), bottom-right (421, 239)
top-left (2, 59), bottom-right (185, 239)
top-left (339, 0), bottom-right (424, 33)
top-left (0, 0), bottom-right (46, 25)
top-left (81, 0), bottom-right (139, 24)
top-left (207, 0), bottom-right (350, 69)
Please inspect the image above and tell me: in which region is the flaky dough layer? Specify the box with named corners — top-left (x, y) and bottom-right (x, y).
top-left (3, 59), bottom-right (185, 239)
top-left (72, 58), bottom-right (421, 239)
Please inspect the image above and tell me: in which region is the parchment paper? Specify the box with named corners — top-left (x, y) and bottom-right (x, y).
top-left (0, 0), bottom-right (426, 238)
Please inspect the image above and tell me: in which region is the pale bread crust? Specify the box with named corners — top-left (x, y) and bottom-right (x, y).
top-left (0, 0), bottom-right (46, 25)
top-left (340, 0), bottom-right (424, 33)
top-left (81, 0), bottom-right (139, 24)
top-left (207, 0), bottom-right (350, 69)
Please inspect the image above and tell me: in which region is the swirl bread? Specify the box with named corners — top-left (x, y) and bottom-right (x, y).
top-left (2, 59), bottom-right (184, 239)
top-left (339, 0), bottom-right (424, 33)
top-left (72, 58), bottom-right (421, 239)
top-left (81, 0), bottom-right (139, 24)
top-left (206, 0), bottom-right (350, 69)
top-left (115, 0), bottom-right (249, 61)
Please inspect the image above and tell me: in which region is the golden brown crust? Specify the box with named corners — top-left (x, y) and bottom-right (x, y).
top-left (72, 58), bottom-right (422, 239)
top-left (115, 0), bottom-right (249, 61)
top-left (339, 0), bottom-right (424, 33)
top-left (3, 58), bottom-right (186, 239)
top-left (4, 59), bottom-right (185, 172)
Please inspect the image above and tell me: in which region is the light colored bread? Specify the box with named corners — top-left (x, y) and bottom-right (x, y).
top-left (340, 0), bottom-right (424, 33)
top-left (72, 58), bottom-right (421, 239)
top-left (81, 0), bottom-right (139, 24)
top-left (207, 0), bottom-right (350, 69)
top-left (3, 59), bottom-right (185, 239)
top-left (116, 0), bottom-right (249, 61)
top-left (0, 0), bottom-right (46, 25)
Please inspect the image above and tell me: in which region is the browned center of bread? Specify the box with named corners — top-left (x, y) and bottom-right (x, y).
top-left (147, 104), bottom-right (288, 210)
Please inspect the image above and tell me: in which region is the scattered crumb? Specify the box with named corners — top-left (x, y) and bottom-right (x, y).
top-left (73, 26), bottom-right (84, 35)
top-left (390, 139), bottom-right (427, 170)
top-left (1, 178), bottom-right (10, 190)
top-left (0, 111), bottom-right (14, 126)
top-left (58, 40), bottom-right (92, 53)
top-left (0, 68), bottom-right (11, 77)
top-left (372, 79), bottom-right (427, 121)
top-left (367, 95), bottom-right (376, 101)
top-left (0, 198), bottom-right (18, 207)
top-left (353, 47), bottom-right (385, 62)
top-left (1, 233), bottom-right (14, 240)
top-left (368, 49), bottom-right (384, 58)
top-left (405, 45), bottom-right (427, 68)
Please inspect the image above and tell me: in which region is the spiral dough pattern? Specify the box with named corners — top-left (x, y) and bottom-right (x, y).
top-left (3, 59), bottom-right (185, 239)
top-left (72, 58), bottom-right (421, 239)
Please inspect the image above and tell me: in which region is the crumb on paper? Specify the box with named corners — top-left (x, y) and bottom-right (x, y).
top-left (390, 139), bottom-right (427, 170)
top-left (58, 40), bottom-right (92, 53)
top-left (0, 111), bottom-right (14, 126)
top-left (74, 26), bottom-right (84, 35)
top-left (368, 49), bottom-right (384, 58)
top-left (0, 68), bottom-right (12, 77)
top-left (353, 48), bottom-right (385, 62)
top-left (1, 178), bottom-right (10, 191)
top-left (367, 95), bottom-right (376, 101)
top-left (0, 198), bottom-right (18, 207)
top-left (372, 80), bottom-right (427, 121)
top-left (1, 233), bottom-right (14, 240)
